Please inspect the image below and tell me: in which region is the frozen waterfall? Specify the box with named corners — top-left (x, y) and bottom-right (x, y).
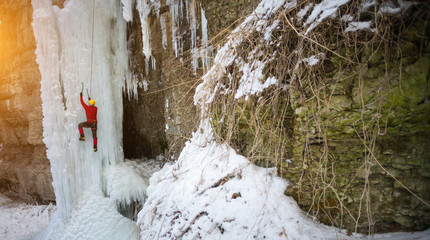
top-left (30, 0), bottom-right (213, 238)
top-left (31, 0), bottom-right (141, 239)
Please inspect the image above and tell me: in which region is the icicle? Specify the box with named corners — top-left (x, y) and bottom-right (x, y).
top-left (121, 0), bottom-right (133, 22)
top-left (201, 6), bottom-right (208, 48)
top-left (200, 6), bottom-right (212, 72)
top-left (135, 0), bottom-right (161, 58)
top-left (191, 48), bottom-right (199, 74)
top-left (136, 0), bottom-right (152, 59)
top-left (145, 57), bottom-right (149, 76)
top-left (188, 0), bottom-right (199, 73)
top-left (160, 14), bottom-right (168, 50)
top-left (130, 75), bottom-right (139, 99)
top-left (188, 0), bottom-right (197, 49)
top-left (168, 0), bottom-right (184, 57)
top-left (169, 0), bottom-right (179, 57)
top-left (142, 76), bottom-right (148, 91)
top-left (165, 98), bottom-right (169, 131)
top-left (151, 57), bottom-right (156, 70)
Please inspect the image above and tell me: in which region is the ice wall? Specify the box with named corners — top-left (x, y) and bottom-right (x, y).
top-left (32, 0), bottom-right (129, 222)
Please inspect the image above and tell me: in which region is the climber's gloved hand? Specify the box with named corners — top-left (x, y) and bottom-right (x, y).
top-left (80, 92), bottom-right (83, 97)
top-left (88, 97), bottom-right (91, 101)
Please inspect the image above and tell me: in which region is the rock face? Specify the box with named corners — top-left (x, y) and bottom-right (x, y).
top-left (286, 47), bottom-right (430, 232)
top-left (0, 0), bottom-right (54, 203)
top-left (124, 0), bottom-right (260, 160)
top-left (283, 18), bottom-right (430, 232)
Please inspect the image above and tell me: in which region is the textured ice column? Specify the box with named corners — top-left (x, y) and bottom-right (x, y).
top-left (32, 0), bottom-right (73, 220)
top-left (32, 0), bottom-right (129, 221)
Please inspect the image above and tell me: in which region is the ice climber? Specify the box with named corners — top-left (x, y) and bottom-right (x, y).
top-left (78, 92), bottom-right (98, 152)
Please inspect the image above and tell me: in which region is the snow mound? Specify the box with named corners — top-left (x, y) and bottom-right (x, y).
top-left (137, 120), bottom-right (352, 239)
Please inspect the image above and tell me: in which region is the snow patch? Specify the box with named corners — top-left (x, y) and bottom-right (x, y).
top-left (304, 0), bottom-right (350, 35)
top-left (264, 19), bottom-right (280, 41)
top-left (379, 0), bottom-right (414, 15)
top-left (295, 54), bottom-right (324, 70)
top-left (346, 21), bottom-right (376, 32)
top-left (235, 61), bottom-right (278, 100)
top-left (341, 14), bottom-right (354, 22)
top-left (361, 0), bottom-right (376, 12)
top-left (297, 3), bottom-right (313, 20)
top-left (303, 55), bottom-right (320, 66)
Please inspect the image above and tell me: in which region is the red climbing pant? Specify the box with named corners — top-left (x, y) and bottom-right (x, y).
top-left (78, 122), bottom-right (97, 146)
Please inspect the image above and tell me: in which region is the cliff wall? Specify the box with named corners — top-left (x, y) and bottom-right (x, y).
top-left (0, 0), bottom-right (54, 203)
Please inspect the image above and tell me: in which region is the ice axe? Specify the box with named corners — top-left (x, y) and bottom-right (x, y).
top-left (81, 82), bottom-right (91, 100)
